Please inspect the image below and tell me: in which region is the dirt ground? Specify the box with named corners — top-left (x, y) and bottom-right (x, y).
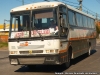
top-left (0, 47), bottom-right (8, 50)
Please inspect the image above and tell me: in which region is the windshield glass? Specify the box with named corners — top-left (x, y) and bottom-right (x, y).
top-left (31, 8), bottom-right (58, 37)
top-left (9, 11), bottom-right (30, 38)
top-left (9, 8), bottom-right (58, 39)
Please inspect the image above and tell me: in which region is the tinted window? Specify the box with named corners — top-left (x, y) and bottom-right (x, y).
top-left (68, 10), bottom-right (76, 25)
top-left (83, 15), bottom-right (88, 27)
top-left (87, 18), bottom-right (91, 28)
top-left (32, 9), bottom-right (57, 29)
top-left (76, 13), bottom-right (83, 27)
top-left (91, 19), bottom-right (94, 28)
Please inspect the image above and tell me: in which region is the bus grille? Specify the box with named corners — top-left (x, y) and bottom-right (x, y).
top-left (18, 57), bottom-right (45, 64)
top-left (17, 45), bottom-right (44, 49)
top-left (19, 50), bottom-right (43, 54)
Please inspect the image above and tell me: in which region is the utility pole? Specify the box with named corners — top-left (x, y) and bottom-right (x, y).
top-left (4, 19), bottom-right (10, 30)
top-left (44, 0), bottom-right (49, 1)
top-left (96, 13), bottom-right (98, 20)
top-left (22, 0), bottom-right (24, 5)
top-left (44, 0), bottom-right (58, 1)
top-left (87, 11), bottom-right (88, 14)
top-left (77, 0), bottom-right (83, 11)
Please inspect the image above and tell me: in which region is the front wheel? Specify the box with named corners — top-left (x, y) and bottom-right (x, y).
top-left (63, 51), bottom-right (71, 68)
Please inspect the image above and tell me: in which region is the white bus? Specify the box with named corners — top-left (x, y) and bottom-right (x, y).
top-left (9, 1), bottom-right (96, 68)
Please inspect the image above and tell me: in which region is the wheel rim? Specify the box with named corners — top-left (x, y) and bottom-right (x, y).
top-left (89, 47), bottom-right (91, 55)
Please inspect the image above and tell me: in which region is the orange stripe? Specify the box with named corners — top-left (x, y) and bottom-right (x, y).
top-left (59, 50), bottom-right (67, 53)
top-left (69, 37), bottom-right (95, 41)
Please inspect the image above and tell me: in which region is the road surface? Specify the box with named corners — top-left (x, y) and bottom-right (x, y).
top-left (0, 43), bottom-right (100, 75)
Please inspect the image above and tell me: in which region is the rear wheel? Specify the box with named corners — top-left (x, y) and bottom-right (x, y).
top-left (88, 46), bottom-right (91, 56)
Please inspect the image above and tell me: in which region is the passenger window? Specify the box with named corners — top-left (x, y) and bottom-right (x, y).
top-left (68, 10), bottom-right (76, 26)
top-left (87, 18), bottom-right (91, 28)
top-left (82, 15), bottom-right (88, 27)
top-left (91, 19), bottom-right (94, 28)
top-left (76, 13), bottom-right (83, 27)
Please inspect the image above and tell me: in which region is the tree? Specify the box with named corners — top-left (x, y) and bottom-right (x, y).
top-left (96, 24), bottom-right (100, 38)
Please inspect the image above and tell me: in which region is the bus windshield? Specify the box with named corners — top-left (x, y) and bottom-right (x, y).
top-left (9, 9), bottom-right (58, 39)
top-left (31, 8), bottom-right (58, 37)
top-left (9, 11), bottom-right (31, 38)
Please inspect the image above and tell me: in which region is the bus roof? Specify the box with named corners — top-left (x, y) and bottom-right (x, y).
top-left (10, 1), bottom-right (65, 12)
top-left (10, 1), bottom-right (95, 19)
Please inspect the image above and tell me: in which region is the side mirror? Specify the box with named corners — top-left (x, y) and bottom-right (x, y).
top-left (60, 18), bottom-right (65, 27)
top-left (59, 13), bottom-right (65, 27)
top-left (61, 18), bottom-right (63, 26)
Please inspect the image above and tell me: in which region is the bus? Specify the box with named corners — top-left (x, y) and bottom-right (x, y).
top-left (8, 1), bottom-right (96, 68)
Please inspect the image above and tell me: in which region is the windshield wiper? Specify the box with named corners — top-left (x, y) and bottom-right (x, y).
top-left (33, 26), bottom-right (44, 41)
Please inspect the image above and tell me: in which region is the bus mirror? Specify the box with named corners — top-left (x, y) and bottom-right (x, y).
top-left (61, 18), bottom-right (63, 26)
top-left (60, 18), bottom-right (65, 27)
top-left (59, 14), bottom-right (65, 27)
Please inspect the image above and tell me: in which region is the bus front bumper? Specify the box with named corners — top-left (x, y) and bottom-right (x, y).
top-left (9, 54), bottom-right (62, 65)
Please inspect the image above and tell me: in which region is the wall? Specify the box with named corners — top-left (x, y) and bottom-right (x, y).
top-left (0, 35), bottom-right (8, 42)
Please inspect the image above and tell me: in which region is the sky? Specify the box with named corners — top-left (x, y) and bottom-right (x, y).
top-left (0, 0), bottom-right (100, 24)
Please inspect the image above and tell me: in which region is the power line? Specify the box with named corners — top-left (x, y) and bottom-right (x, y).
top-left (62, 0), bottom-right (78, 5)
top-left (82, 5), bottom-right (96, 14)
top-left (22, 0), bottom-right (24, 5)
top-left (16, 0), bottom-right (33, 4)
top-left (16, 0), bottom-right (100, 19)
top-left (16, 0), bottom-right (28, 4)
top-left (66, 3), bottom-right (78, 8)
top-left (61, 0), bottom-right (79, 8)
top-left (96, 0), bottom-right (100, 4)
top-left (61, 0), bottom-right (100, 18)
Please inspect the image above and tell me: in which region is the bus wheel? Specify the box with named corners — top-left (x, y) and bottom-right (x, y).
top-left (88, 47), bottom-right (91, 56)
top-left (63, 50), bottom-right (71, 68)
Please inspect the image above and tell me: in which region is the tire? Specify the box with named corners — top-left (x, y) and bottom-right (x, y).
top-left (88, 47), bottom-right (91, 56)
top-left (86, 46), bottom-right (91, 56)
top-left (63, 50), bottom-right (71, 68)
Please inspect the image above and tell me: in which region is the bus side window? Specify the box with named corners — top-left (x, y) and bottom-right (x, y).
top-left (76, 13), bottom-right (83, 27)
top-left (68, 10), bottom-right (76, 26)
top-left (87, 17), bottom-right (91, 28)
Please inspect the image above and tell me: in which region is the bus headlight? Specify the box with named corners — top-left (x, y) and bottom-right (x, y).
top-left (46, 50), bottom-right (54, 53)
top-left (10, 51), bottom-right (18, 54)
top-left (46, 50), bottom-right (50, 53)
top-left (50, 50), bottom-right (54, 53)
